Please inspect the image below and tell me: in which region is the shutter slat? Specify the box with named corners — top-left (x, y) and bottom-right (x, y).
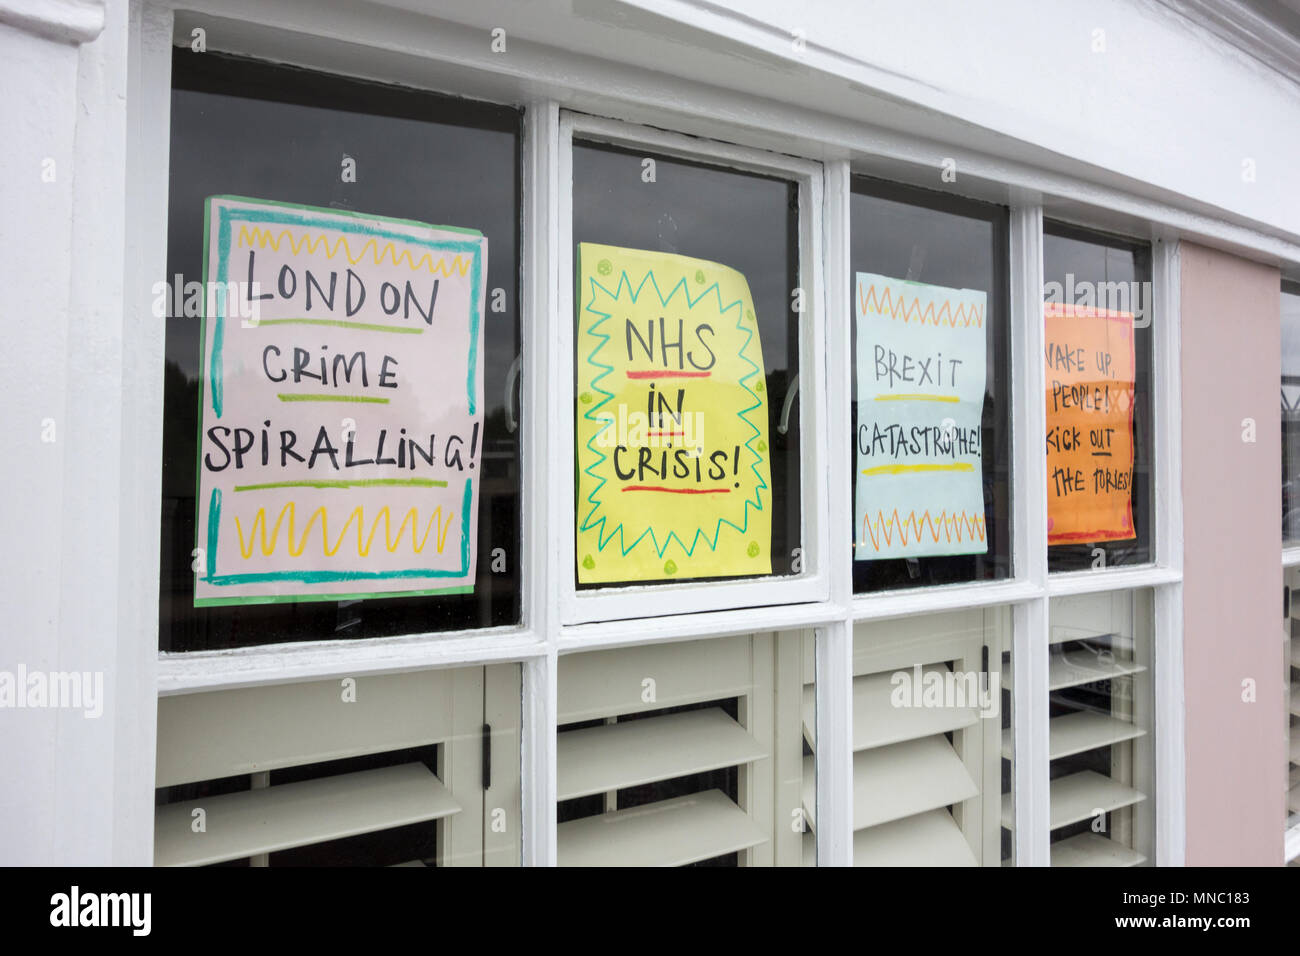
top-left (1004, 653), bottom-right (1146, 691)
top-left (557, 708), bottom-right (766, 801)
top-left (557, 790), bottom-right (767, 866)
top-left (1291, 682), bottom-right (1300, 717)
top-left (1049, 770), bottom-right (1146, 829)
top-left (1001, 711), bottom-right (1145, 761)
top-left (1049, 628), bottom-right (1121, 647)
top-left (1005, 773), bottom-right (1148, 831)
top-left (1051, 832), bottom-right (1146, 867)
top-left (853, 809), bottom-right (977, 867)
top-left (802, 667), bottom-right (980, 751)
top-left (850, 735), bottom-right (979, 830)
top-left (154, 762), bottom-right (460, 867)
top-left (852, 667), bottom-right (980, 751)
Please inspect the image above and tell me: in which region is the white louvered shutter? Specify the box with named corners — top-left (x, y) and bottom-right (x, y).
top-left (1037, 592), bottom-right (1153, 866)
top-left (556, 633), bottom-right (806, 867)
top-left (154, 665), bottom-right (519, 867)
top-left (814, 610), bottom-right (1005, 866)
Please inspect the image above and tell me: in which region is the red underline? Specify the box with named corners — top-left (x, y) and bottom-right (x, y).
top-left (622, 485), bottom-right (732, 494)
top-left (625, 370), bottom-right (712, 379)
top-left (646, 431), bottom-right (685, 437)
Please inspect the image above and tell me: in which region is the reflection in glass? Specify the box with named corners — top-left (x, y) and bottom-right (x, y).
top-left (1281, 282), bottom-right (1300, 543)
top-left (1286, 568), bottom-right (1300, 835)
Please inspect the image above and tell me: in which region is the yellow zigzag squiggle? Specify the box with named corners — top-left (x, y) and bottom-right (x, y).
top-left (238, 226), bottom-right (472, 277)
top-left (860, 508), bottom-right (987, 550)
top-left (859, 284), bottom-right (984, 328)
top-left (234, 502), bottom-right (456, 559)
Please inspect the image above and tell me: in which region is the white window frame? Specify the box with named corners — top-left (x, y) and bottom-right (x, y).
top-left (115, 0), bottom-right (1264, 868)
top-left (555, 112), bottom-right (831, 625)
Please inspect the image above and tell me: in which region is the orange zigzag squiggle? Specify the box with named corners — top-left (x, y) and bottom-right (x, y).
top-left (859, 508), bottom-right (987, 551)
top-left (238, 226), bottom-right (472, 277)
top-left (858, 284), bottom-right (984, 328)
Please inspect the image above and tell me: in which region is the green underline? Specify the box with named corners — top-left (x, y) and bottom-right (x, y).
top-left (233, 478), bottom-right (449, 492)
top-left (277, 393), bottom-right (390, 404)
top-left (252, 318), bottom-right (424, 334)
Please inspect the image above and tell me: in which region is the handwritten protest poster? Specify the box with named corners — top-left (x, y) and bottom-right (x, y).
top-left (854, 274), bottom-right (987, 559)
top-left (1044, 302), bottom-right (1136, 543)
top-left (194, 196), bottom-right (486, 606)
top-left (575, 243), bottom-right (772, 583)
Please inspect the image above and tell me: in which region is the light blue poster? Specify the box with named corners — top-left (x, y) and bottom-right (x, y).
top-left (854, 273), bottom-right (988, 559)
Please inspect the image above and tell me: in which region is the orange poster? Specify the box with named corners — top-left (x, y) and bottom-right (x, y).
top-left (1044, 303), bottom-right (1136, 544)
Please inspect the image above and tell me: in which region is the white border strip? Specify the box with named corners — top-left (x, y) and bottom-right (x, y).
top-left (557, 602), bottom-right (846, 653)
top-left (1010, 204), bottom-right (1050, 866)
top-left (1152, 238), bottom-right (1187, 866)
top-left (1047, 565), bottom-right (1183, 597)
top-left (156, 630), bottom-right (548, 695)
top-left (818, 159), bottom-right (855, 866)
top-left (522, 97), bottom-right (562, 866)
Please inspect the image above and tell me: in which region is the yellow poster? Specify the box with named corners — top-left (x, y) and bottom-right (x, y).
top-left (576, 243), bottom-right (772, 583)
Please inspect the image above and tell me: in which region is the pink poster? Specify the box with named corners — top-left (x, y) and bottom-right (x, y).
top-left (193, 196), bottom-right (486, 606)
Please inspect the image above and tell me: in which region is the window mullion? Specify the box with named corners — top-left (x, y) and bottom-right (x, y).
top-left (1152, 238), bottom-right (1186, 865)
top-left (815, 619), bottom-right (854, 866)
top-left (1010, 204), bottom-right (1050, 865)
top-left (815, 159), bottom-right (853, 865)
top-left (523, 97), bottom-right (562, 866)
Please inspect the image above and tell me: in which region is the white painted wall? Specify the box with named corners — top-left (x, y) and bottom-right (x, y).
top-left (617, 0), bottom-right (1300, 242)
top-left (394, 0), bottom-right (1300, 247)
top-left (0, 0), bottom-right (146, 865)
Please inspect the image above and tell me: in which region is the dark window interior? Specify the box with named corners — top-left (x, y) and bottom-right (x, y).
top-left (1044, 222), bottom-right (1153, 571)
top-left (572, 140), bottom-right (802, 589)
top-left (850, 176), bottom-right (1012, 591)
top-left (160, 51), bottom-right (522, 650)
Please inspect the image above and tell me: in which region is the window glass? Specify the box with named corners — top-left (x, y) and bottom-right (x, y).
top-left (850, 178), bottom-right (1011, 591)
top-left (571, 141), bottom-right (801, 588)
top-left (555, 632), bottom-right (810, 866)
top-left (1046, 589), bottom-right (1155, 865)
top-left (1285, 567), bottom-right (1299, 835)
top-left (159, 52), bottom-right (521, 650)
top-left (1281, 281), bottom-right (1300, 544)
top-left (1044, 223), bottom-right (1153, 570)
top-left (852, 608), bottom-right (1011, 865)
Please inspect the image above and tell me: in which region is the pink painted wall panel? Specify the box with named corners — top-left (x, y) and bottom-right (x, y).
top-left (1181, 241), bottom-right (1283, 865)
